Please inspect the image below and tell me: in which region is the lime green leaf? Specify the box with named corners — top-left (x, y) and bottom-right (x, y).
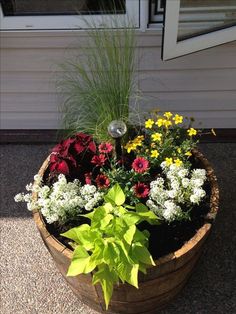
top-left (132, 242), bottom-right (155, 266)
top-left (124, 225), bottom-right (136, 245)
top-left (103, 202), bottom-right (113, 212)
top-left (110, 217), bottom-right (126, 238)
top-left (61, 224), bottom-right (90, 243)
top-left (129, 264), bottom-right (139, 288)
top-left (123, 213), bottom-right (140, 226)
top-left (104, 183), bottom-right (125, 206)
top-left (125, 204), bottom-right (135, 209)
top-left (81, 211), bottom-right (94, 220)
top-left (90, 239), bottom-right (105, 265)
top-left (92, 265), bottom-right (118, 309)
top-left (139, 263), bottom-right (147, 274)
top-left (135, 203), bottom-right (148, 212)
top-left (133, 228), bottom-right (149, 244)
top-left (117, 262), bottom-right (139, 288)
top-left (84, 258), bottom-right (97, 273)
top-left (138, 211), bottom-right (160, 224)
top-left (100, 214), bottom-right (113, 229)
top-left (76, 229), bottom-right (99, 251)
top-left (93, 206), bottom-right (107, 221)
top-left (103, 243), bottom-right (119, 266)
top-left (67, 246), bottom-right (90, 276)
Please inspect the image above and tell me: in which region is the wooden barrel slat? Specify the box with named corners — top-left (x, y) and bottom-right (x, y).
top-left (95, 247), bottom-right (202, 304)
top-left (100, 276), bottom-right (190, 314)
top-left (32, 149), bottom-right (219, 313)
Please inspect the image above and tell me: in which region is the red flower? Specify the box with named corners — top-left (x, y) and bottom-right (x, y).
top-left (133, 182), bottom-right (149, 198)
top-left (74, 133), bottom-right (96, 154)
top-left (132, 157), bottom-right (149, 173)
top-left (95, 174), bottom-right (110, 189)
top-left (84, 172), bottom-right (92, 185)
top-left (91, 154), bottom-right (106, 166)
top-left (98, 142), bottom-right (113, 154)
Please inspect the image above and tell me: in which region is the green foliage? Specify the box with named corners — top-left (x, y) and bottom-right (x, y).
top-left (61, 184), bottom-right (158, 309)
top-left (58, 17), bottom-right (138, 142)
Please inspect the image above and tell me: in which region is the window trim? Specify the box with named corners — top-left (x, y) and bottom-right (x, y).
top-left (0, 0), bottom-right (140, 31)
top-left (162, 0), bottom-right (236, 60)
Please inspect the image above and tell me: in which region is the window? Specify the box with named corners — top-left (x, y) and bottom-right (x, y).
top-left (0, 0), bottom-right (140, 30)
top-left (162, 0), bottom-right (236, 60)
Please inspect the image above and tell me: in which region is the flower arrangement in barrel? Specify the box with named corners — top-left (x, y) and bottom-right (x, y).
top-left (15, 111), bottom-right (211, 309)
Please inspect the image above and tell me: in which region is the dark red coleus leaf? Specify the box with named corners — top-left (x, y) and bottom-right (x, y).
top-left (52, 138), bottom-right (75, 157)
top-left (49, 155), bottom-right (70, 175)
top-left (74, 133), bottom-right (96, 154)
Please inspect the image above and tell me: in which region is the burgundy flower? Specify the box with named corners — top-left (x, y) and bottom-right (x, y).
top-left (98, 142), bottom-right (113, 154)
top-left (91, 154), bottom-right (106, 167)
top-left (133, 182), bottom-right (149, 198)
top-left (132, 157), bottom-right (149, 173)
top-left (95, 174), bottom-right (110, 189)
top-left (85, 172), bottom-right (92, 185)
top-left (49, 154), bottom-right (70, 175)
top-left (74, 133), bottom-right (96, 154)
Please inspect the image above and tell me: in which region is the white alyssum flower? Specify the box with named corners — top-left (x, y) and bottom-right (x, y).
top-left (162, 201), bottom-right (181, 221)
top-left (147, 163), bottom-right (207, 222)
top-left (14, 193), bottom-right (24, 202)
top-left (14, 174), bottom-right (104, 224)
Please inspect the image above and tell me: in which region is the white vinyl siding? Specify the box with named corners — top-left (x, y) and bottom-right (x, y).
top-left (1, 30), bottom-right (236, 129)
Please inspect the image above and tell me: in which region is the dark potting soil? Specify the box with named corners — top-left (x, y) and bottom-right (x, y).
top-left (45, 183), bottom-right (211, 260)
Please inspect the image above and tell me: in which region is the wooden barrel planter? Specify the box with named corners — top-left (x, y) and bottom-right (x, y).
top-left (32, 149), bottom-right (219, 314)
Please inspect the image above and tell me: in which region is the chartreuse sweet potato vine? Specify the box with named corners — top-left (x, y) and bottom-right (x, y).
top-left (61, 184), bottom-right (159, 309)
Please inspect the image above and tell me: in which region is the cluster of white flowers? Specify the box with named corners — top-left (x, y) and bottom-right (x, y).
top-left (146, 163), bottom-right (207, 222)
top-left (14, 174), bottom-right (103, 224)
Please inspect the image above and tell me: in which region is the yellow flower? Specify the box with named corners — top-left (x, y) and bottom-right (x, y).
top-left (156, 118), bottom-right (164, 127)
top-left (151, 132), bottom-right (162, 142)
top-left (177, 147), bottom-right (182, 154)
top-left (151, 150), bottom-right (159, 158)
top-left (173, 114), bottom-right (183, 125)
top-left (174, 158), bottom-right (183, 167)
top-left (185, 151), bottom-right (192, 157)
top-left (163, 119), bottom-right (172, 128)
top-left (187, 128), bottom-right (197, 136)
top-left (164, 112), bottom-right (173, 119)
top-left (165, 157), bottom-right (173, 166)
top-left (133, 140), bottom-right (142, 147)
top-left (124, 142), bottom-right (136, 153)
top-left (145, 119), bottom-right (154, 129)
top-left (136, 135), bottom-right (144, 141)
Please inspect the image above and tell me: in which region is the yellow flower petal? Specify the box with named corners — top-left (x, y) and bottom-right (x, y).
top-left (164, 112), bottom-right (173, 119)
top-left (151, 150), bottom-right (159, 158)
top-left (145, 119), bottom-right (154, 129)
top-left (151, 132), bottom-right (162, 142)
top-left (187, 128), bottom-right (197, 136)
top-left (173, 114), bottom-right (183, 125)
top-left (165, 157), bottom-right (173, 166)
top-left (174, 158), bottom-right (183, 167)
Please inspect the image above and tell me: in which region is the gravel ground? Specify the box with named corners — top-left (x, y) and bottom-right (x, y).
top-left (0, 143), bottom-right (236, 314)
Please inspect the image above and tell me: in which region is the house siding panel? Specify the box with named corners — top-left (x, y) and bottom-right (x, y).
top-left (0, 31), bottom-right (236, 129)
